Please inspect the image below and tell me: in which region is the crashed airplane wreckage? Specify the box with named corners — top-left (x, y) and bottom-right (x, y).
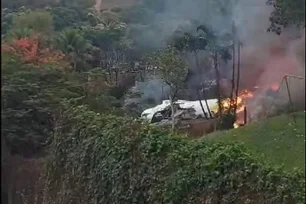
top-left (141, 99), bottom-right (218, 122)
top-left (141, 99), bottom-right (220, 135)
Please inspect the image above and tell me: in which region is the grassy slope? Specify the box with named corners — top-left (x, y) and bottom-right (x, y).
top-left (205, 112), bottom-right (305, 172)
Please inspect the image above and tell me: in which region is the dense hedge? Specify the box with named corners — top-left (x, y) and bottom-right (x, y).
top-left (45, 103), bottom-right (305, 204)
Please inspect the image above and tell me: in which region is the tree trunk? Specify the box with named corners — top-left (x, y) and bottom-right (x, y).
top-left (169, 95), bottom-right (175, 131)
top-left (73, 56), bottom-right (77, 72)
top-left (230, 41), bottom-right (236, 110)
top-left (161, 85), bottom-right (164, 99)
top-left (115, 70), bottom-right (119, 86)
top-left (194, 51), bottom-right (201, 73)
top-left (202, 87), bottom-right (213, 118)
top-left (196, 89), bottom-right (208, 119)
top-left (214, 52), bottom-right (222, 115)
top-left (194, 51), bottom-right (211, 118)
top-left (230, 21), bottom-right (237, 112)
top-left (234, 42), bottom-right (241, 113)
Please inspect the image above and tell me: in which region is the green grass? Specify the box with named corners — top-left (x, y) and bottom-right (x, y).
top-left (205, 111), bottom-right (305, 172)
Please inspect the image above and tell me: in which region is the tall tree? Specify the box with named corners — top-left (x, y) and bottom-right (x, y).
top-left (155, 47), bottom-right (188, 130)
top-left (82, 26), bottom-right (131, 84)
top-left (50, 7), bottom-right (81, 31)
top-left (88, 10), bottom-right (122, 28)
top-left (196, 25), bottom-right (233, 117)
top-left (1, 53), bottom-right (85, 156)
top-left (7, 28), bottom-right (33, 40)
top-left (11, 10), bottom-right (53, 36)
top-left (54, 28), bottom-right (90, 71)
top-left (171, 31), bottom-right (212, 119)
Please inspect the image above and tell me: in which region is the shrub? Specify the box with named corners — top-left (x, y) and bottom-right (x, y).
top-left (44, 103), bottom-right (305, 204)
top-left (1, 54), bottom-right (84, 156)
top-left (1, 54), bottom-right (122, 156)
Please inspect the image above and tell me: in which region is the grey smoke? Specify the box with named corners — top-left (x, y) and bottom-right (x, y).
top-left (125, 78), bottom-right (170, 106)
top-left (135, 78), bottom-right (170, 102)
top-left (125, 0), bottom-right (304, 118)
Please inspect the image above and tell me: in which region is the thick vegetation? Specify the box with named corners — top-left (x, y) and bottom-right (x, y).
top-left (268, 0), bottom-right (305, 34)
top-left (44, 103), bottom-right (305, 204)
top-left (2, 52), bottom-right (123, 156)
top-left (1, 0), bottom-right (305, 203)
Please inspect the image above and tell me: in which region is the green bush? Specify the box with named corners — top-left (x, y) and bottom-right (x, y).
top-left (218, 112), bottom-right (236, 130)
top-left (2, 55), bottom-right (83, 156)
top-left (1, 54), bottom-right (122, 156)
top-left (45, 103), bottom-right (305, 204)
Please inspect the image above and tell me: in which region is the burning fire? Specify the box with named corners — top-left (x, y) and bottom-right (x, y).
top-left (220, 81), bottom-right (281, 128)
top-left (221, 89), bottom-right (254, 128)
top-left (233, 123), bottom-right (239, 129)
top-left (271, 83), bottom-right (279, 91)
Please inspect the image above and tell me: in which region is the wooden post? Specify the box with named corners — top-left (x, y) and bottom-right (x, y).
top-left (284, 76), bottom-right (296, 123)
top-left (244, 106), bottom-right (247, 125)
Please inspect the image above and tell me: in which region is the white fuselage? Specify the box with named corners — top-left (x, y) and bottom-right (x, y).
top-left (141, 99), bottom-right (219, 122)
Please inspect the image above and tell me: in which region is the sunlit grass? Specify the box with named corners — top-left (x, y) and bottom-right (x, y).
top-left (205, 112), bottom-right (305, 172)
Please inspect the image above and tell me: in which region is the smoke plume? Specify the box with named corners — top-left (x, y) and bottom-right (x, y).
top-left (125, 0), bottom-right (304, 117)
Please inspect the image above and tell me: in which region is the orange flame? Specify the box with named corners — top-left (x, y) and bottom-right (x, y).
top-left (222, 82), bottom-right (281, 129)
top-left (221, 89), bottom-right (254, 128)
top-left (271, 83), bottom-right (279, 91)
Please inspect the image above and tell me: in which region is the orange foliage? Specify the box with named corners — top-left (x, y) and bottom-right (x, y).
top-left (2, 37), bottom-right (65, 65)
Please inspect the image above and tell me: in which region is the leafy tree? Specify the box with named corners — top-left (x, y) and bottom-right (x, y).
top-left (171, 24), bottom-right (234, 122)
top-left (6, 28), bottom-right (33, 40)
top-left (189, 24), bottom-right (240, 129)
top-left (155, 47), bottom-right (188, 130)
top-left (54, 28), bottom-right (91, 71)
top-left (11, 10), bottom-right (53, 36)
top-left (1, 53), bottom-right (85, 156)
top-left (119, 5), bottom-right (153, 24)
top-left (1, 52), bottom-right (123, 156)
top-left (171, 30), bottom-right (212, 119)
top-left (2, 37), bottom-right (66, 64)
top-left (267, 0), bottom-right (305, 34)
top-left (2, 0), bottom-right (58, 9)
top-left (82, 26), bottom-right (124, 50)
top-left (59, 0), bottom-right (95, 9)
top-left (50, 7), bottom-right (81, 31)
top-left (196, 25), bottom-right (233, 110)
top-left (82, 26), bottom-right (131, 83)
top-left (87, 10), bottom-right (122, 28)
top-left (2, 8), bottom-right (15, 37)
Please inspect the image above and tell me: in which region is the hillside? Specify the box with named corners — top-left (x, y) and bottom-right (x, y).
top-left (1, 0), bottom-right (305, 203)
top-left (205, 112), bottom-right (305, 172)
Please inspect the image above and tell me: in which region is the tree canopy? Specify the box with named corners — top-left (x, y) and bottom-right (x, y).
top-left (268, 0), bottom-right (305, 34)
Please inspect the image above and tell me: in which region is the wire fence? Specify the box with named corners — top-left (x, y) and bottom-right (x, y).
top-left (264, 75), bottom-right (305, 123)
